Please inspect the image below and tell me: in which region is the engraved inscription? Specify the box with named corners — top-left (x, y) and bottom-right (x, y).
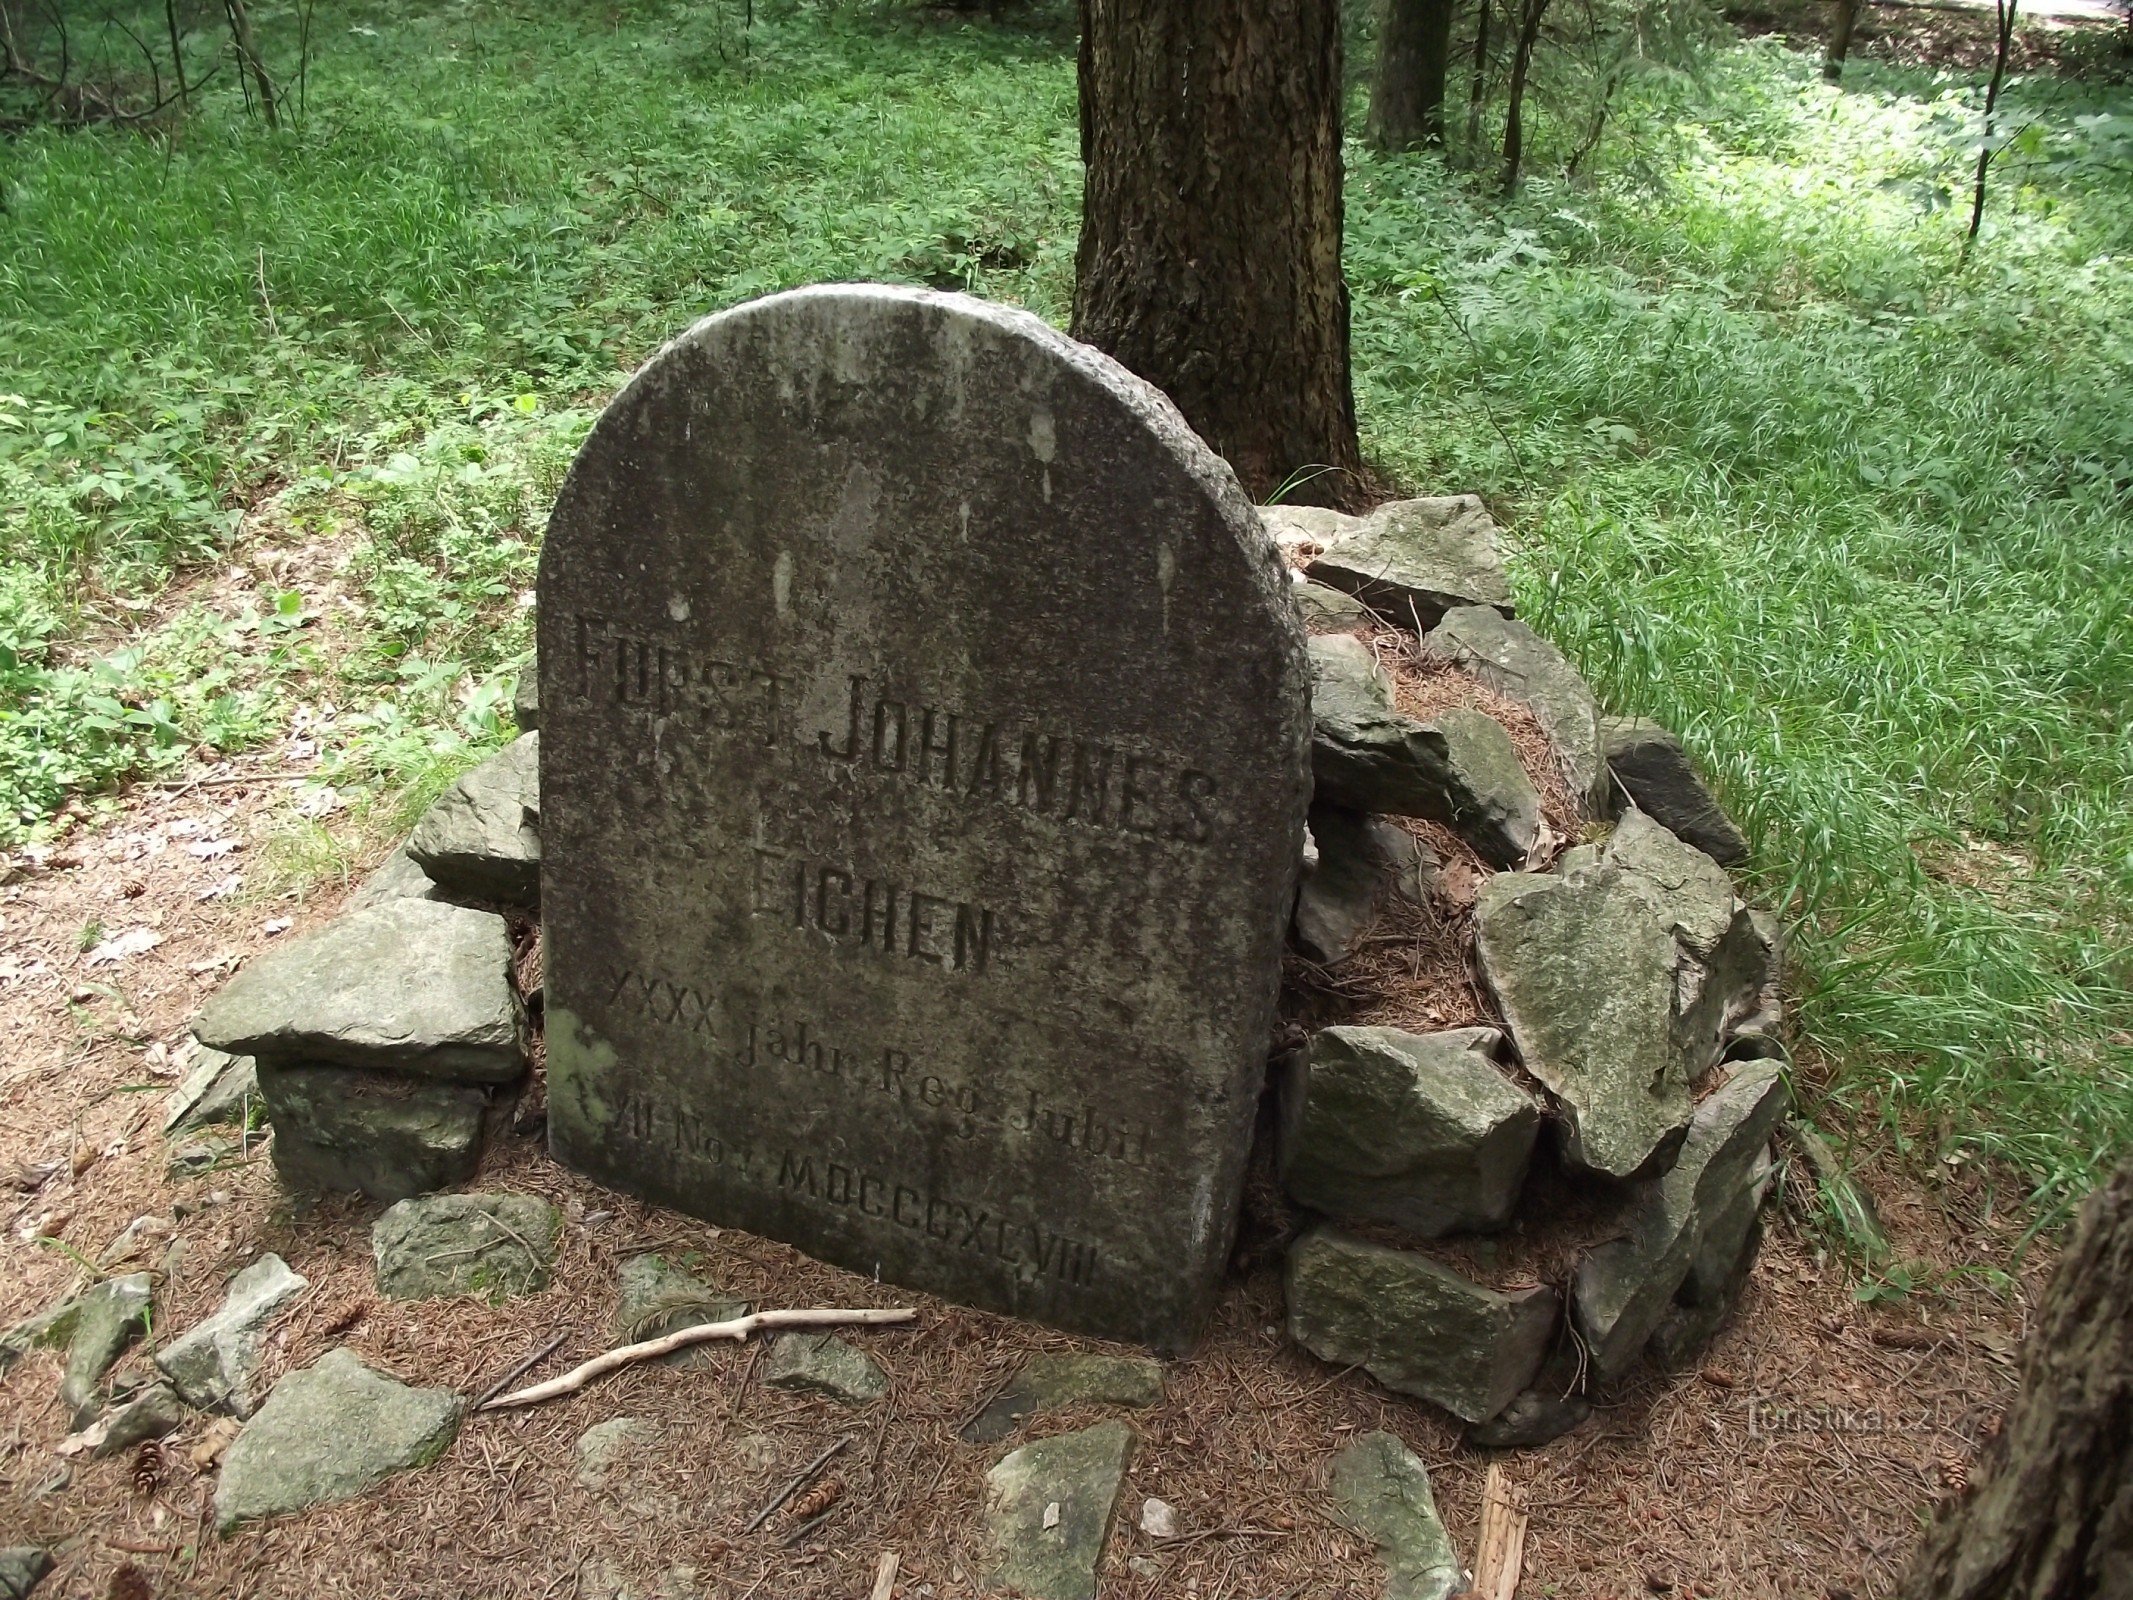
top-left (751, 846), bottom-right (998, 974)
top-left (602, 966), bottom-right (718, 1034)
top-left (819, 675), bottom-right (1219, 845)
top-left (773, 1150), bottom-right (1101, 1288)
top-left (571, 614), bottom-right (784, 744)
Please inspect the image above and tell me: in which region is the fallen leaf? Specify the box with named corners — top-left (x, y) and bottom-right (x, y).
top-left (189, 1418), bottom-right (240, 1470)
top-left (260, 918), bottom-right (292, 936)
top-left (85, 928), bottom-right (162, 967)
top-left (184, 839), bottom-right (239, 860)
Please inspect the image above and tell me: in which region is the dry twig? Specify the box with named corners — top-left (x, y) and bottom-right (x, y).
top-left (868, 1552), bottom-right (900, 1600)
top-left (479, 1308), bottom-right (914, 1410)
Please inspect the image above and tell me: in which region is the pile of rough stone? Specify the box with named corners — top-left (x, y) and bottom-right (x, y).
top-left (169, 714), bottom-right (543, 1203)
top-left (1264, 495), bottom-right (1788, 1448)
top-left (122, 497), bottom-right (1783, 1466)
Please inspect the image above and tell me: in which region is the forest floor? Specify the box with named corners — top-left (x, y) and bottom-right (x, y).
top-left (0, 735), bottom-right (2045, 1600)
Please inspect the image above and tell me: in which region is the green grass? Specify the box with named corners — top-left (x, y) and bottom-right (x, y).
top-left (2, 1), bottom-right (2127, 1209)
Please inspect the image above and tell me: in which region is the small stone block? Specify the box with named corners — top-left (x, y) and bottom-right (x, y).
top-left (372, 1192), bottom-right (559, 1302)
top-left (982, 1419), bottom-right (1136, 1600)
top-left (763, 1333), bottom-right (887, 1405)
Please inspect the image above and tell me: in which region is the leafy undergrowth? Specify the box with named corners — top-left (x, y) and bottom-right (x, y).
top-left (2, 1), bottom-right (2127, 1208)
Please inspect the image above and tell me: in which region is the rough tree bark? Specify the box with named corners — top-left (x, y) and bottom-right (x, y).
top-left (1369, 0), bottom-right (1459, 150)
top-left (1899, 1155), bottom-right (2133, 1600)
top-left (1824, 0), bottom-right (1859, 80)
top-left (1496, 0), bottom-right (1550, 192)
top-left (223, 0), bottom-right (276, 128)
top-left (1074, 0), bottom-right (1362, 505)
top-left (1466, 0), bottom-right (1495, 157)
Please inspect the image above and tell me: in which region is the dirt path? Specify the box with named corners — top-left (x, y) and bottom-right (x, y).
top-left (0, 748), bottom-right (2044, 1600)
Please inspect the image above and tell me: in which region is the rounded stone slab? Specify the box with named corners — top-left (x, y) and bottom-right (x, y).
top-left (195, 899), bottom-right (526, 1083)
top-left (538, 286), bottom-right (1312, 1351)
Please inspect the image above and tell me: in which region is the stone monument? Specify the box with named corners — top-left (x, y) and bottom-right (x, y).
top-left (537, 285), bottom-right (1311, 1349)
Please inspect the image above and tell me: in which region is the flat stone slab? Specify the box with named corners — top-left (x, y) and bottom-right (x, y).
top-left (1573, 1062), bottom-right (1787, 1381)
top-left (347, 845), bottom-right (446, 910)
top-left (1278, 1026), bottom-right (1537, 1236)
top-left (196, 898), bottom-right (526, 1082)
top-left (69, 1382), bottom-right (187, 1459)
top-left (982, 1419), bottom-right (1135, 1600)
top-left (256, 1061), bottom-right (489, 1202)
top-left (1287, 1227), bottom-right (1558, 1424)
top-left (1308, 634), bottom-right (1540, 866)
top-left (59, 1271), bottom-right (152, 1425)
top-left (614, 1254), bottom-right (747, 1367)
top-left (408, 733), bottom-right (542, 908)
top-left (156, 1254), bottom-right (307, 1417)
top-left (961, 1351), bottom-right (1166, 1443)
top-left (538, 285), bottom-right (1312, 1350)
top-left (764, 1332), bottom-right (887, 1404)
top-left (0, 1550), bottom-right (51, 1600)
top-left (1426, 606), bottom-right (1607, 814)
top-left (1293, 805), bottom-right (1434, 966)
top-left (215, 1348), bottom-right (462, 1532)
top-left (1474, 868), bottom-right (1693, 1180)
top-left (164, 1045), bottom-right (258, 1136)
top-left (372, 1192), bottom-right (559, 1301)
top-left (1305, 494), bottom-right (1515, 633)
top-left (1293, 576), bottom-right (1369, 631)
top-left (1328, 1430), bottom-right (1463, 1600)
top-left (1601, 715), bottom-right (1747, 865)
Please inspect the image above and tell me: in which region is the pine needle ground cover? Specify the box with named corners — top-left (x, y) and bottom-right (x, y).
top-left (2, 0), bottom-right (2126, 1207)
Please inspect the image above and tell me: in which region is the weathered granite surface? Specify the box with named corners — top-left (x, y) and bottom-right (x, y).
top-left (1304, 494), bottom-right (1516, 633)
top-left (764, 1332), bottom-right (888, 1404)
top-left (961, 1352), bottom-right (1166, 1443)
top-left (372, 1192), bottom-right (559, 1301)
top-left (1601, 715), bottom-right (1747, 865)
top-left (215, 1349), bottom-right (462, 1532)
top-left (1292, 805), bottom-right (1434, 966)
top-left (408, 733), bottom-right (542, 908)
top-left (1308, 634), bottom-right (1540, 866)
top-left (196, 899), bottom-right (525, 1082)
top-left (982, 1419), bottom-right (1135, 1600)
top-left (346, 845), bottom-right (446, 910)
top-left (1474, 868), bottom-right (1694, 1180)
top-left (1426, 606), bottom-right (1607, 813)
top-left (1328, 1430), bottom-right (1463, 1600)
top-left (156, 1254), bottom-right (307, 1417)
top-left (1572, 1062), bottom-right (1788, 1381)
top-left (0, 1549), bottom-right (51, 1600)
top-left (163, 1045), bottom-right (257, 1136)
top-left (255, 1061), bottom-right (489, 1201)
top-left (1278, 1026), bottom-right (1537, 1236)
top-left (613, 1253), bottom-right (747, 1367)
top-left (539, 286), bottom-right (1312, 1350)
top-left (58, 1272), bottom-right (152, 1425)
top-left (1287, 1227), bottom-right (1558, 1423)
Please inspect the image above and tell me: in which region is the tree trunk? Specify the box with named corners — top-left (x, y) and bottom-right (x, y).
top-left (1465, 0), bottom-right (1495, 158)
top-left (1899, 1155), bottom-right (2133, 1600)
top-left (1964, 0), bottom-right (2019, 251)
top-left (1369, 0), bottom-right (1458, 150)
top-left (1496, 0), bottom-right (1549, 193)
top-left (223, 0), bottom-right (276, 128)
top-left (1074, 0), bottom-right (1362, 506)
top-left (1824, 0), bottom-right (1859, 80)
